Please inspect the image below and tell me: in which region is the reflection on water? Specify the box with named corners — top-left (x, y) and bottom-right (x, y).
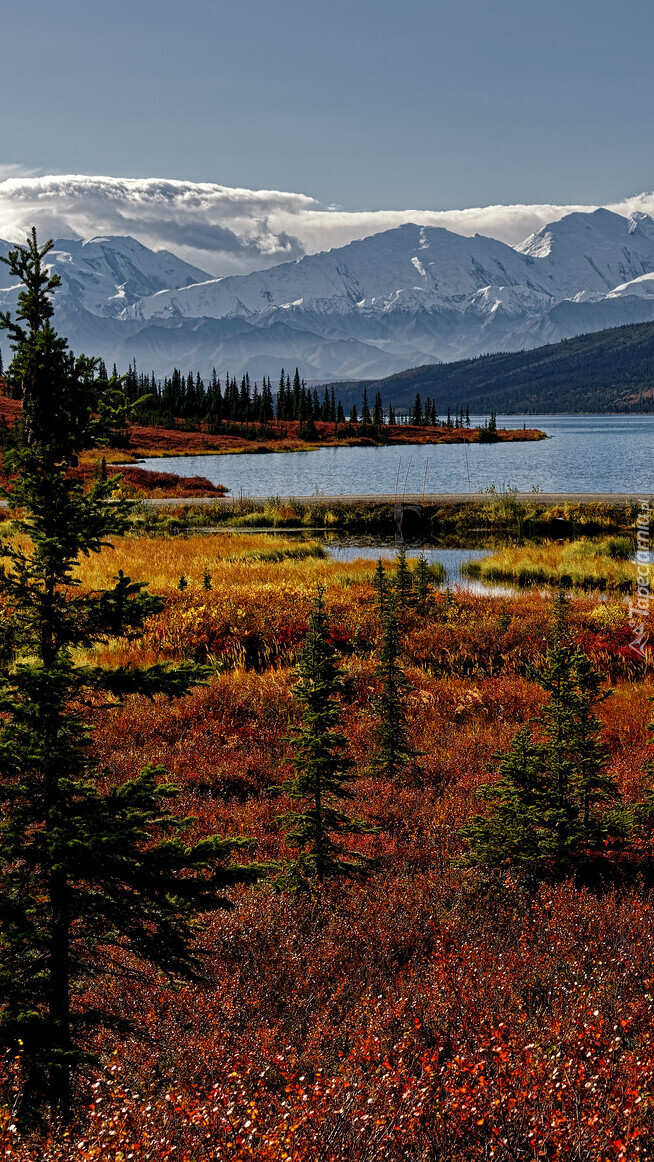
top-left (323, 542), bottom-right (519, 597)
top-left (141, 414), bottom-right (654, 497)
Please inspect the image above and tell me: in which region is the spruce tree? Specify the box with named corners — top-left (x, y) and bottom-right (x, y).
top-left (0, 231), bottom-right (258, 1120)
top-left (460, 728), bottom-right (551, 869)
top-left (371, 593), bottom-right (417, 780)
top-left (394, 542), bottom-right (413, 609)
top-left (373, 557), bottom-right (388, 617)
top-left (461, 589), bottom-right (621, 875)
top-left (276, 587), bottom-right (372, 888)
top-left (361, 386), bottom-right (372, 426)
top-left (414, 552), bottom-right (434, 609)
top-left (411, 393), bottom-right (423, 425)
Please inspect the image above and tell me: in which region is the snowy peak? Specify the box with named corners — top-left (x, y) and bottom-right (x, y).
top-left (518, 207), bottom-right (652, 256)
top-left (4, 208), bottom-right (654, 381)
top-left (516, 208), bottom-right (654, 297)
top-left (607, 272), bottom-right (654, 299)
top-left (123, 221), bottom-right (555, 325)
top-left (0, 235), bottom-right (213, 319)
top-left (48, 236), bottom-right (213, 317)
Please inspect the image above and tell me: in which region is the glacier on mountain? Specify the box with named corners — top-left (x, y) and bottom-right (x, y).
top-left (2, 209), bottom-right (654, 380)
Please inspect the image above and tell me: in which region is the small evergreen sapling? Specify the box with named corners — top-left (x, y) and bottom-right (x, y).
top-left (276, 586), bottom-right (372, 888)
top-left (393, 543), bottom-right (412, 609)
top-left (414, 552), bottom-right (435, 610)
top-left (372, 557), bottom-right (388, 617)
top-left (460, 589), bottom-right (621, 876)
top-left (371, 592), bottom-right (418, 780)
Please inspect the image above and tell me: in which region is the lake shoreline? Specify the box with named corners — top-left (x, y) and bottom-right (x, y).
top-left (116, 419), bottom-right (547, 461)
top-left (133, 493), bottom-right (646, 540)
top-left (142, 491), bottom-right (651, 506)
top-left (130, 415), bottom-right (654, 498)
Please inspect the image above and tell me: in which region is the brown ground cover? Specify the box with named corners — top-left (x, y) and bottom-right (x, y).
top-left (125, 418), bottom-right (546, 460)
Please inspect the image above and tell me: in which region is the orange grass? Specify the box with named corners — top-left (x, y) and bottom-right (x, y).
top-left (121, 418), bottom-right (547, 459)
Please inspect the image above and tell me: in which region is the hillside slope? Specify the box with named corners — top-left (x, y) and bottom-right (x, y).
top-left (319, 321), bottom-right (654, 413)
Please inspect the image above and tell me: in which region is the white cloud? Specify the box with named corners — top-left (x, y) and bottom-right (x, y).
top-left (0, 173), bottom-right (652, 276)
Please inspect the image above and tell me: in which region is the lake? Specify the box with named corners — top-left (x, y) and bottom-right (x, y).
top-left (140, 414), bottom-right (654, 496)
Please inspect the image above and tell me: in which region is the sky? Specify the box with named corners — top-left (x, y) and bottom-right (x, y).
top-left (1, 0), bottom-right (654, 213)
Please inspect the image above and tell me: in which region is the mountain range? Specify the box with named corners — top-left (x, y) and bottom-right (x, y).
top-left (3, 208), bottom-right (654, 381)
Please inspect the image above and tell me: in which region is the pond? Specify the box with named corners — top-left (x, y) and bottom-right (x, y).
top-left (323, 540), bottom-right (529, 598)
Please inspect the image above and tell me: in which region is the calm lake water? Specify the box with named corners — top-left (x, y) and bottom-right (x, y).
top-left (141, 414), bottom-right (654, 496)
top-left (325, 543), bottom-right (513, 595)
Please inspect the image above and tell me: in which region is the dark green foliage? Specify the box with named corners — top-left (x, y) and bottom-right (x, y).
top-left (393, 543), bottom-right (412, 609)
top-left (372, 557), bottom-right (388, 617)
top-left (371, 592), bottom-right (418, 781)
top-left (478, 411), bottom-right (498, 441)
top-left (321, 319), bottom-right (654, 415)
top-left (361, 386), bottom-right (372, 426)
top-left (460, 727), bottom-right (553, 868)
top-left (413, 552), bottom-right (433, 608)
top-left (276, 587), bottom-right (372, 888)
top-left (0, 231), bottom-right (258, 1121)
top-left (127, 358), bottom-right (350, 433)
top-left (460, 589), bottom-right (622, 876)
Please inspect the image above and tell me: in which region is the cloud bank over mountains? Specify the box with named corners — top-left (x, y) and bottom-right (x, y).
top-left (3, 175), bottom-right (654, 384)
top-left (2, 174), bottom-right (654, 277)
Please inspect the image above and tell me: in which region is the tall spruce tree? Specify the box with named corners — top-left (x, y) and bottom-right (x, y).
top-left (361, 386), bottom-right (372, 426)
top-left (0, 231), bottom-right (258, 1121)
top-left (276, 587), bottom-right (372, 888)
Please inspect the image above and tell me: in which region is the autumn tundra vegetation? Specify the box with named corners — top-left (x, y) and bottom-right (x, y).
top-left (1, 233), bottom-right (654, 1160)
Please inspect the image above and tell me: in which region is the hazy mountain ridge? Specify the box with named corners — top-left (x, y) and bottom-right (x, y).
top-left (324, 320), bottom-right (654, 414)
top-left (2, 210), bottom-right (654, 380)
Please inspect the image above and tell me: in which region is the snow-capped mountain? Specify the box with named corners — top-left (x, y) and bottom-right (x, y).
top-left (0, 236), bottom-right (211, 318)
top-left (516, 209), bottom-right (654, 297)
top-left (3, 209), bottom-right (654, 380)
top-left (123, 224), bottom-right (555, 324)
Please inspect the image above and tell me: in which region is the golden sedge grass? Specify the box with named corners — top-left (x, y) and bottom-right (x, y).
top-left (463, 537), bottom-right (636, 590)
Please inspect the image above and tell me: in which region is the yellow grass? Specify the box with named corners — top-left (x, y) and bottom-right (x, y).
top-left (463, 537), bottom-right (636, 590)
top-left (74, 531), bottom-right (376, 593)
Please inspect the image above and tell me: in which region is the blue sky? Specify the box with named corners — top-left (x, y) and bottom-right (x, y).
top-left (1, 0), bottom-right (653, 211)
